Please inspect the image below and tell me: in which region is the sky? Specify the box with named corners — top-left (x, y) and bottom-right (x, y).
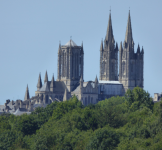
top-left (0, 0), bottom-right (162, 104)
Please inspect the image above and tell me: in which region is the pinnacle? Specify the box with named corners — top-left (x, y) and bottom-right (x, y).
top-left (100, 40), bottom-right (103, 51)
top-left (105, 12), bottom-right (114, 45)
top-left (44, 71), bottom-right (48, 83)
top-left (95, 75), bottom-right (98, 83)
top-left (50, 74), bottom-right (55, 88)
top-left (137, 44), bottom-right (140, 53)
top-left (141, 46), bottom-right (144, 54)
top-left (37, 73), bottom-right (42, 88)
top-left (125, 10), bottom-right (133, 45)
top-left (24, 84), bottom-right (30, 101)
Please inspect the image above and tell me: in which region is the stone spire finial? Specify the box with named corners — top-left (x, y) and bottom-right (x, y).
top-left (50, 74), bottom-right (55, 92)
top-left (119, 42), bottom-right (123, 51)
top-left (24, 84), bottom-right (30, 101)
top-left (37, 73), bottom-right (42, 90)
top-left (58, 41), bottom-right (61, 54)
top-left (141, 46), bottom-right (144, 54)
top-left (100, 40), bottom-right (103, 51)
top-left (105, 12), bottom-right (114, 45)
top-left (63, 88), bottom-right (68, 101)
top-left (95, 75), bottom-right (98, 84)
top-left (44, 71), bottom-right (48, 83)
top-left (137, 44), bottom-right (140, 53)
top-left (81, 41), bottom-right (84, 54)
top-left (81, 41), bottom-right (83, 48)
top-left (125, 10), bottom-right (133, 45)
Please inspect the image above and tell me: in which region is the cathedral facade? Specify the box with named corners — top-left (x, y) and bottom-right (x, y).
top-left (100, 11), bottom-right (144, 94)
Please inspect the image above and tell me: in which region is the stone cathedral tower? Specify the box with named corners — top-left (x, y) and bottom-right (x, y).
top-left (57, 40), bottom-right (84, 92)
top-left (100, 12), bottom-right (118, 81)
top-left (119, 11), bottom-right (144, 93)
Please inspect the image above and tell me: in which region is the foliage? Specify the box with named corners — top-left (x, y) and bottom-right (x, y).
top-left (1, 88), bottom-right (162, 150)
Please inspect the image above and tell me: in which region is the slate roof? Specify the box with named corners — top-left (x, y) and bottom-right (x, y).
top-left (39, 81), bottom-right (66, 93)
top-left (72, 81), bottom-right (96, 94)
top-left (39, 82), bottom-right (50, 92)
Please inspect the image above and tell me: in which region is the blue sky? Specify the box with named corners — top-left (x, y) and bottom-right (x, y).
top-left (0, 0), bottom-right (161, 104)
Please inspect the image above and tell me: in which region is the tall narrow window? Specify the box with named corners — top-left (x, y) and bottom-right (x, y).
top-left (122, 61), bottom-right (125, 76)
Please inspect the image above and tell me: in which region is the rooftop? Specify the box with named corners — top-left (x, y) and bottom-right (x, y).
top-left (64, 40), bottom-right (77, 47)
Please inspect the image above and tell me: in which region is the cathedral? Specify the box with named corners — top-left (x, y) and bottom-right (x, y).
top-left (100, 10), bottom-right (144, 94)
top-left (0, 11), bottom-right (144, 115)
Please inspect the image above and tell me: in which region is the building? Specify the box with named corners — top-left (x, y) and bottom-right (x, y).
top-left (0, 10), bottom-right (144, 115)
top-left (100, 10), bottom-right (144, 95)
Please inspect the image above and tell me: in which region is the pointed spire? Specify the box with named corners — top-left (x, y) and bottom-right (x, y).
top-left (95, 75), bottom-right (98, 84)
top-left (125, 10), bottom-right (133, 45)
top-left (24, 84), bottom-right (30, 101)
top-left (106, 13), bottom-right (113, 41)
top-left (119, 42), bottom-right (123, 51)
top-left (37, 73), bottom-right (42, 89)
top-left (137, 44), bottom-right (140, 53)
top-left (44, 71), bottom-right (48, 83)
top-left (50, 74), bottom-right (55, 89)
top-left (81, 41), bottom-right (83, 48)
top-left (58, 41), bottom-right (61, 54)
top-left (105, 12), bottom-right (114, 43)
top-left (141, 46), bottom-right (144, 54)
top-left (63, 88), bottom-right (68, 101)
top-left (100, 40), bottom-right (103, 51)
top-left (81, 41), bottom-right (84, 54)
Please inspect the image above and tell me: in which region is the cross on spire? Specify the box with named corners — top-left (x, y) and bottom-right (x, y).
top-left (110, 6), bottom-right (111, 13)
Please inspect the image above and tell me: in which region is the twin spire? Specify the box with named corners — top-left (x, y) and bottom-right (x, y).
top-left (125, 10), bottom-right (133, 45)
top-left (105, 12), bottom-right (114, 45)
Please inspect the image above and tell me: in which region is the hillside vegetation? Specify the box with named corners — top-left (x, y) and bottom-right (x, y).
top-left (1, 87), bottom-right (162, 150)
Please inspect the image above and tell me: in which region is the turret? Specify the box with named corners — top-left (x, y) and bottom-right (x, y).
top-left (37, 73), bottom-right (42, 91)
top-left (44, 71), bottom-right (48, 83)
top-left (50, 74), bottom-right (55, 92)
top-left (24, 84), bottom-right (30, 101)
